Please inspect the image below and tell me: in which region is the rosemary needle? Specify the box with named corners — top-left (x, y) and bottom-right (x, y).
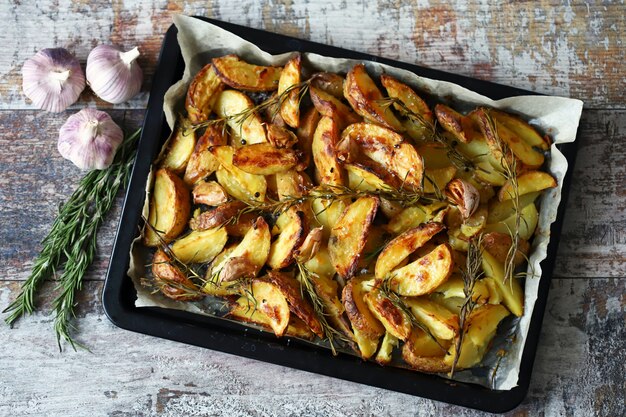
top-left (3, 128), bottom-right (141, 351)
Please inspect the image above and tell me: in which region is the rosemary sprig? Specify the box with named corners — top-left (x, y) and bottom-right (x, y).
top-left (377, 97), bottom-right (481, 173)
top-left (376, 276), bottom-right (447, 352)
top-left (449, 234), bottom-right (485, 376)
top-left (296, 262), bottom-right (351, 355)
top-left (183, 80), bottom-right (311, 135)
top-left (3, 129), bottom-right (141, 350)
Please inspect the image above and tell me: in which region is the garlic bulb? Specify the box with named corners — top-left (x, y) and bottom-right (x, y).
top-left (58, 108), bottom-right (123, 170)
top-left (22, 48), bottom-right (85, 112)
top-left (86, 45), bottom-right (143, 104)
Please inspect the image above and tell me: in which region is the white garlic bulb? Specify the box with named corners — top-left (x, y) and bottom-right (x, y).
top-left (22, 48), bottom-right (86, 112)
top-left (58, 108), bottom-right (123, 170)
top-left (86, 45), bottom-right (143, 104)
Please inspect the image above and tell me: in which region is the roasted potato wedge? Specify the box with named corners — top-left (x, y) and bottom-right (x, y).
top-left (310, 273), bottom-right (354, 339)
top-left (311, 72), bottom-right (344, 99)
top-left (214, 90), bottom-right (267, 145)
top-left (268, 271), bottom-right (324, 338)
top-left (294, 226), bottom-right (323, 264)
top-left (192, 181), bottom-right (228, 206)
top-left (342, 277), bottom-right (385, 358)
top-left (267, 208), bottom-right (305, 269)
top-left (144, 169), bottom-right (191, 246)
top-left (388, 243), bottom-right (453, 297)
top-left (311, 116), bottom-right (345, 186)
top-left (344, 64), bottom-right (404, 132)
top-left (274, 169), bottom-right (310, 200)
top-left (309, 86), bottom-right (360, 129)
top-left (329, 196), bottom-right (379, 279)
top-left (160, 125), bottom-right (196, 174)
top-left (434, 274), bottom-right (490, 303)
top-left (212, 145), bottom-right (267, 201)
top-left (295, 107), bottom-right (321, 170)
top-left (212, 55), bottom-right (282, 91)
top-left (189, 201), bottom-right (245, 230)
top-left (434, 104), bottom-right (482, 144)
top-left (170, 227), bottom-right (228, 264)
top-left (386, 202), bottom-right (448, 235)
top-left (375, 332), bottom-right (399, 365)
top-left (342, 123), bottom-right (423, 190)
top-left (277, 54), bottom-right (301, 128)
top-left (152, 249), bottom-right (202, 301)
top-left (185, 64), bottom-right (223, 123)
top-left (423, 166), bottom-right (456, 195)
top-left (240, 279), bottom-right (290, 336)
top-left (484, 202), bottom-right (538, 241)
top-left (311, 196), bottom-right (347, 239)
top-left (487, 191), bottom-right (540, 224)
top-left (404, 297), bottom-right (459, 340)
top-left (375, 222), bottom-right (445, 280)
top-left (345, 160), bottom-right (401, 191)
top-left (482, 231), bottom-right (530, 267)
top-left (402, 329), bottom-right (450, 373)
top-left (232, 143), bottom-right (298, 175)
top-left (364, 288), bottom-right (412, 340)
top-left (498, 170), bottom-right (557, 201)
top-left (490, 109), bottom-right (551, 150)
top-left (304, 244), bottom-right (336, 279)
top-left (444, 304), bottom-right (510, 369)
top-left (380, 74), bottom-right (433, 140)
top-left (481, 250), bottom-right (524, 317)
top-left (184, 125), bottom-right (226, 185)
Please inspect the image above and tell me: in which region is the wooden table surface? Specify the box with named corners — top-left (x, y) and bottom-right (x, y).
top-left (1, 2), bottom-right (624, 416)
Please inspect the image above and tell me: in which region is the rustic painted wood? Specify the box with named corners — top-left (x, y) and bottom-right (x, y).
top-left (0, 1), bottom-right (624, 416)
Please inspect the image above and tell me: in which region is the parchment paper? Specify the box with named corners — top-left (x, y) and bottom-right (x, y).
top-left (128, 14), bottom-right (583, 391)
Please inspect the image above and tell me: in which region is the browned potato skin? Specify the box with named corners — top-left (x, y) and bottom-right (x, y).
top-left (401, 329), bottom-right (451, 373)
top-left (342, 278), bottom-right (385, 339)
top-left (482, 232), bottom-right (530, 266)
top-left (185, 64), bottom-right (224, 123)
top-left (189, 201), bottom-right (246, 231)
top-left (212, 55), bottom-right (282, 92)
top-left (364, 289), bottom-right (411, 341)
top-left (144, 169), bottom-right (191, 247)
top-left (267, 271), bottom-right (324, 338)
top-left (328, 196), bottom-right (379, 279)
top-left (346, 158), bottom-right (402, 190)
top-left (232, 143), bottom-right (298, 175)
top-left (277, 54), bottom-right (301, 128)
top-left (295, 107), bottom-right (321, 170)
top-left (311, 116), bottom-right (345, 186)
top-left (380, 74), bottom-right (433, 124)
top-left (375, 222), bottom-right (445, 280)
top-left (434, 104), bottom-right (481, 144)
top-left (152, 249), bottom-right (202, 301)
top-left (344, 64), bottom-right (404, 132)
top-left (184, 125), bottom-right (227, 185)
top-left (389, 243), bottom-right (454, 297)
top-left (267, 208), bottom-right (305, 269)
top-left (309, 86), bottom-right (361, 130)
top-left (311, 72), bottom-right (345, 99)
top-left (192, 181), bottom-right (228, 206)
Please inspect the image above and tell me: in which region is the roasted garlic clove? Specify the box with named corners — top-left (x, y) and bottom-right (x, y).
top-left (445, 179), bottom-right (480, 220)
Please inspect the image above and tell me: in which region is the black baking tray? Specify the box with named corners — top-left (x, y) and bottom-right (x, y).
top-left (103, 17), bottom-right (578, 413)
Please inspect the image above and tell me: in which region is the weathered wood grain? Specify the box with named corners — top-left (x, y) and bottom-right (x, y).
top-left (1, 1), bottom-right (624, 110)
top-left (1, 109), bottom-right (622, 281)
top-left (1, 278), bottom-right (623, 416)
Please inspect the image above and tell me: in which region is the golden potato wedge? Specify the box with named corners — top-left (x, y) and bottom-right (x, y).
top-left (284, 316), bottom-right (316, 340)
top-left (185, 64), bottom-right (224, 123)
top-left (160, 125), bottom-right (196, 174)
top-left (482, 231), bottom-right (530, 267)
top-left (424, 166), bottom-right (457, 195)
top-left (189, 201), bottom-right (245, 230)
top-left (433, 274), bottom-right (490, 303)
top-left (170, 227), bottom-right (228, 264)
top-left (375, 222), bottom-right (445, 280)
top-left (277, 54), bottom-right (301, 128)
top-left (498, 170), bottom-right (557, 201)
top-left (224, 212), bottom-right (256, 237)
top-left (484, 202), bottom-right (538, 241)
top-left (309, 273), bottom-right (354, 340)
top-left (341, 123), bottom-right (423, 190)
top-left (311, 72), bottom-right (345, 99)
top-left (243, 279), bottom-right (291, 336)
top-left (404, 297), bottom-right (459, 340)
top-left (444, 304), bottom-right (510, 369)
top-left (481, 250), bottom-right (524, 317)
top-left (342, 277), bottom-right (385, 358)
top-left (266, 124), bottom-right (298, 149)
top-left (267, 208), bottom-right (305, 269)
top-left (487, 191), bottom-right (540, 224)
top-left (380, 74), bottom-right (432, 123)
top-left (375, 333), bottom-right (399, 365)
top-left (309, 86), bottom-right (360, 130)
top-left (202, 245), bottom-right (241, 297)
top-left (345, 160), bottom-right (401, 191)
top-left (417, 143), bottom-right (452, 169)
top-left (212, 145), bottom-right (267, 202)
top-left (311, 196), bottom-right (347, 239)
top-left (402, 329), bottom-right (450, 373)
top-left (214, 90), bottom-right (267, 145)
top-left (212, 55), bottom-right (282, 92)
top-left (144, 168), bottom-right (191, 246)
top-left (295, 107), bottom-right (321, 170)
top-left (364, 289), bottom-right (412, 340)
top-left (311, 116), bottom-right (345, 186)
top-left (434, 104), bottom-right (482, 144)
top-left (388, 243), bottom-right (453, 297)
top-left (268, 270), bottom-right (324, 338)
top-left (490, 109), bottom-right (551, 150)
top-left (232, 143), bottom-right (298, 175)
top-left (329, 196), bottom-right (379, 279)
top-left (385, 202), bottom-right (448, 235)
top-left (344, 64), bottom-right (404, 132)
top-left (304, 245), bottom-right (336, 279)
top-left (192, 181), bottom-right (228, 206)
top-left (183, 125), bottom-right (227, 185)
top-left (151, 249), bottom-right (202, 301)
top-left (459, 204), bottom-right (488, 238)
top-left (274, 169), bottom-right (310, 201)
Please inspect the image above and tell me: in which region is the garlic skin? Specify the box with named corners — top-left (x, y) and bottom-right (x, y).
top-left (86, 45), bottom-right (143, 104)
top-left (22, 48), bottom-right (85, 112)
top-left (58, 108), bottom-right (123, 170)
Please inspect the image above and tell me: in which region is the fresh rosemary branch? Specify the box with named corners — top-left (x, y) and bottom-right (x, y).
top-left (449, 234), bottom-right (485, 376)
top-left (3, 129), bottom-right (141, 350)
